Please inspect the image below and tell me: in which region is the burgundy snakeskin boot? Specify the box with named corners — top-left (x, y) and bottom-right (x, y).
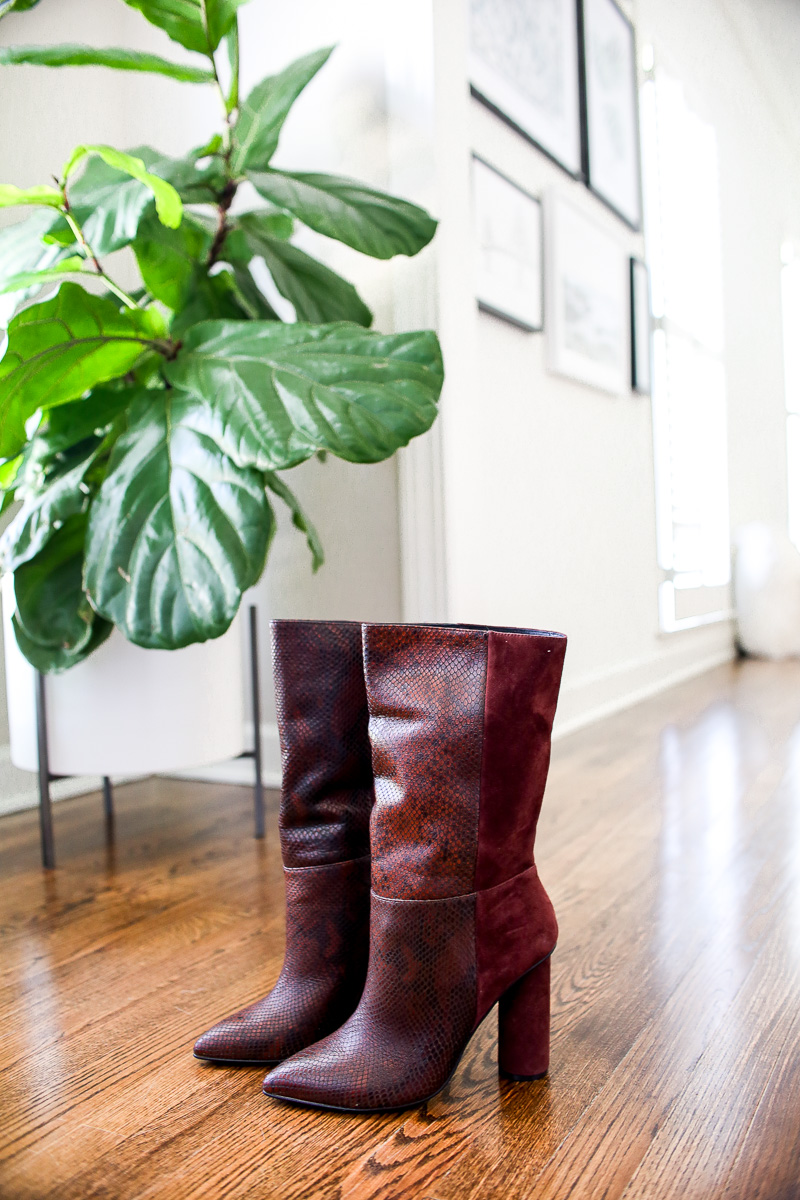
top-left (193, 620), bottom-right (374, 1066)
top-left (262, 622), bottom-right (566, 1110)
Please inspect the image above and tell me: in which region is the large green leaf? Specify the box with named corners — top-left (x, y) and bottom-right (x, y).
top-left (0, 283), bottom-right (165, 458)
top-left (84, 388), bottom-right (274, 649)
top-left (239, 213), bottom-right (371, 325)
top-left (0, 0), bottom-right (41, 18)
top-left (0, 211), bottom-right (72, 326)
top-left (231, 47), bottom-right (332, 174)
top-left (0, 44), bottom-right (215, 82)
top-left (0, 442), bottom-right (99, 572)
top-left (64, 145), bottom-right (182, 229)
top-left (133, 210), bottom-right (212, 309)
top-left (248, 170), bottom-right (437, 260)
top-left (0, 184), bottom-right (62, 209)
top-left (0, 256), bottom-right (87, 295)
top-left (264, 470), bottom-right (323, 571)
top-left (164, 319), bottom-right (443, 469)
top-left (14, 609), bottom-right (112, 673)
top-left (28, 386), bottom-right (130, 456)
top-left (13, 514), bottom-right (113, 674)
top-left (122, 0), bottom-right (249, 55)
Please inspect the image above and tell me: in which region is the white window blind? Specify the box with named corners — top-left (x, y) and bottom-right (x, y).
top-left (641, 66), bottom-right (732, 631)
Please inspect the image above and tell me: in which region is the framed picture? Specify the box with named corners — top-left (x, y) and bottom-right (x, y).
top-left (580, 0), bottom-right (642, 229)
top-left (545, 191), bottom-right (627, 394)
top-left (470, 0), bottom-right (583, 178)
top-left (630, 257), bottom-right (652, 393)
top-left (473, 157), bottom-right (543, 332)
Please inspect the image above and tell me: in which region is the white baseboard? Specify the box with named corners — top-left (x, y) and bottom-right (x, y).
top-left (0, 743), bottom-right (141, 818)
top-left (553, 646), bottom-right (735, 741)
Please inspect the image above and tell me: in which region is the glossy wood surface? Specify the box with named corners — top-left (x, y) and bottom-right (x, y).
top-left (1, 659), bottom-right (800, 1199)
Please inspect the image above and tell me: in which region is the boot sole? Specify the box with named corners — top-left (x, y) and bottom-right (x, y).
top-left (262, 951), bottom-right (553, 1114)
top-left (194, 1054), bottom-right (281, 1067)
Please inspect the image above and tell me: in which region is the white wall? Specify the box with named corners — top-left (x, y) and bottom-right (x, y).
top-left (419, 0), bottom-right (800, 734)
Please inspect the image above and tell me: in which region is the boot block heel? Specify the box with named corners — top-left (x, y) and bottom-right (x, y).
top-left (498, 955), bottom-right (551, 1080)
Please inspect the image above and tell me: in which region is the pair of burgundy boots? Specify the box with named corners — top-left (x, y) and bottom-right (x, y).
top-left (193, 619), bottom-right (567, 1113)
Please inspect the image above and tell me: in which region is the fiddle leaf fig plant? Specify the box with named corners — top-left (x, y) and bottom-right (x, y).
top-left (0, 0), bottom-right (442, 671)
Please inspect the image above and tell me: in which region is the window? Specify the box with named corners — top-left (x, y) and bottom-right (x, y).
top-left (782, 250), bottom-right (800, 549)
top-left (641, 63), bottom-right (732, 631)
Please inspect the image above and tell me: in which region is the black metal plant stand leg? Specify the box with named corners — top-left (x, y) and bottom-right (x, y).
top-left (102, 775), bottom-right (114, 823)
top-left (35, 672), bottom-right (55, 870)
top-left (244, 604), bottom-right (265, 838)
top-left (34, 604), bottom-right (266, 868)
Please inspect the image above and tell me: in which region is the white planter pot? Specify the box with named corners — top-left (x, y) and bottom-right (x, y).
top-left (2, 576), bottom-right (246, 777)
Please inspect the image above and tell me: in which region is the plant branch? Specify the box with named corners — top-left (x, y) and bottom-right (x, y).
top-left (207, 180), bottom-right (237, 267)
top-left (60, 197), bottom-right (139, 310)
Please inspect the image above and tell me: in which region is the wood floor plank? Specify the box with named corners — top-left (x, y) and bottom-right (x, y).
top-left (2, 660), bottom-right (800, 1199)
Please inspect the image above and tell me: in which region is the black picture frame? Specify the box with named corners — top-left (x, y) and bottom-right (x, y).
top-left (630, 256), bottom-right (652, 394)
top-left (469, 0), bottom-right (584, 181)
top-left (578, 0), bottom-right (643, 230)
top-left (473, 156), bottom-right (544, 334)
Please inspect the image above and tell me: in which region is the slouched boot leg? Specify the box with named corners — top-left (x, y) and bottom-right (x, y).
top-left (193, 620), bottom-right (374, 1065)
top-left (262, 622), bottom-right (566, 1110)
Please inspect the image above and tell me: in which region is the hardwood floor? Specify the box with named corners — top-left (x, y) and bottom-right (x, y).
top-left (1, 658), bottom-right (800, 1199)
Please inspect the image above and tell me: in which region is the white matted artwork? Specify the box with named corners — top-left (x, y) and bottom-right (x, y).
top-left (545, 191), bottom-right (627, 394)
top-left (470, 0), bottom-right (582, 177)
top-left (473, 156), bottom-right (543, 332)
top-left (581, 0), bottom-right (642, 228)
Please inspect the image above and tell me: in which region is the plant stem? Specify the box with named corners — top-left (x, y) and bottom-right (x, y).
top-left (60, 204), bottom-right (139, 310)
top-left (205, 25), bottom-right (241, 268)
top-left (225, 25), bottom-right (240, 115)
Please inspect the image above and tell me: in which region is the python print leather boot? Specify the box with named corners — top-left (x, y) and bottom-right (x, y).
top-left (262, 621), bottom-right (566, 1109)
top-left (193, 620), bottom-right (374, 1065)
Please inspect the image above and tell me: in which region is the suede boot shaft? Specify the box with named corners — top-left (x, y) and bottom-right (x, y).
top-left (263, 622), bottom-right (566, 1109)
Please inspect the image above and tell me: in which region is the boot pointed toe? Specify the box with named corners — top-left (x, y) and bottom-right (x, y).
top-left (261, 1051), bottom-right (330, 1104)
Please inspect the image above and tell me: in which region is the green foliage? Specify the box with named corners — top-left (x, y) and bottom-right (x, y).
top-left (248, 170), bottom-right (438, 259)
top-left (84, 390), bottom-right (274, 649)
top-left (0, 0), bottom-right (42, 17)
top-left (239, 212), bottom-right (371, 325)
top-left (63, 146), bottom-right (183, 228)
top-left (0, 285), bottom-right (165, 458)
top-left (0, 255), bottom-right (86, 295)
top-left (264, 471), bottom-right (323, 571)
top-left (0, 442), bottom-right (100, 573)
top-left (0, 7), bottom-right (442, 671)
top-left (0, 183), bottom-right (62, 208)
top-left (231, 46), bottom-right (332, 173)
top-left (164, 321), bottom-right (442, 470)
top-left (13, 517), bottom-right (113, 674)
top-left (133, 211), bottom-right (213, 308)
top-left (0, 212), bottom-right (71, 327)
top-left (0, 44), bottom-right (215, 82)
top-left (121, 0), bottom-right (250, 54)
